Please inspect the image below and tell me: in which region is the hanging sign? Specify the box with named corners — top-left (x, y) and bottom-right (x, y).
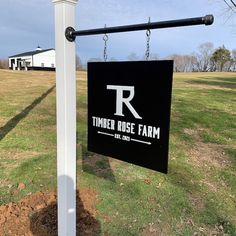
top-left (87, 60), bottom-right (173, 174)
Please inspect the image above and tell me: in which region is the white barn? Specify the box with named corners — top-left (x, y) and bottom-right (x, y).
top-left (8, 46), bottom-right (56, 71)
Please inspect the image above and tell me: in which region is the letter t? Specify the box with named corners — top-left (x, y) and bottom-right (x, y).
top-left (107, 85), bottom-right (142, 119)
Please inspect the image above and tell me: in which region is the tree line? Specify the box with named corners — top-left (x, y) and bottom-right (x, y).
top-left (86, 43), bottom-right (236, 72)
top-left (0, 59), bottom-right (8, 69)
top-left (1, 42), bottom-right (235, 72)
top-left (168, 43), bottom-right (236, 72)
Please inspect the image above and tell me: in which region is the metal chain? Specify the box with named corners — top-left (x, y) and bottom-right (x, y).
top-left (145, 17), bottom-right (151, 60)
top-left (103, 25), bottom-right (108, 62)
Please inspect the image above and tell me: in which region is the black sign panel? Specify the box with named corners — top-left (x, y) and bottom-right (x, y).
top-left (87, 60), bottom-right (173, 174)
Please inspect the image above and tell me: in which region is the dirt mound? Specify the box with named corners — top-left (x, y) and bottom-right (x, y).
top-left (0, 188), bottom-right (101, 236)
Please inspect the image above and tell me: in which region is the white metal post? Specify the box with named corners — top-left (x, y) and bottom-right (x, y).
top-left (52, 0), bottom-right (77, 235)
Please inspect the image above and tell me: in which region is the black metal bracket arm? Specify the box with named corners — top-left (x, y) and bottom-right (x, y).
top-left (65, 14), bottom-right (214, 42)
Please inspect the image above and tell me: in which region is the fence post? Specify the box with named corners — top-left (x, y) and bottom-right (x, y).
top-left (52, 0), bottom-right (77, 235)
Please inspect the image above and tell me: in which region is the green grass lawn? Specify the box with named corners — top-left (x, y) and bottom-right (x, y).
top-left (0, 69), bottom-right (235, 235)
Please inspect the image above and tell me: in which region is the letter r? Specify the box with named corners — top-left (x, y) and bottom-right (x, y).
top-left (107, 85), bottom-right (142, 119)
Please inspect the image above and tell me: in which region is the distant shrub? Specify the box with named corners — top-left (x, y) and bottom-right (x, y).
top-left (0, 59), bottom-right (8, 69)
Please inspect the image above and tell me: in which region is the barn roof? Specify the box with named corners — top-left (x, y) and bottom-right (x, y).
top-left (9, 48), bottom-right (54, 58)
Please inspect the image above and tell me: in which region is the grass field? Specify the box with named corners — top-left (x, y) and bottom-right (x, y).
top-left (0, 69), bottom-right (235, 235)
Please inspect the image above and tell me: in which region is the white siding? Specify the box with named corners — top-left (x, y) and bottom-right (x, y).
top-left (33, 50), bottom-right (56, 68)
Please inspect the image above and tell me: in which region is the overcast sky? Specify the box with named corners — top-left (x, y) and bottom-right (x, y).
top-left (0, 0), bottom-right (235, 63)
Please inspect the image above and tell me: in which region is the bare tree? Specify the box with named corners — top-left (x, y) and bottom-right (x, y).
top-left (0, 59), bottom-right (8, 69)
top-left (219, 0), bottom-right (236, 30)
top-left (87, 57), bottom-right (103, 62)
top-left (76, 55), bottom-right (83, 71)
top-left (109, 57), bottom-right (117, 62)
top-left (167, 54), bottom-right (196, 72)
top-left (195, 42), bottom-right (214, 72)
top-left (222, 0), bottom-right (236, 11)
top-left (127, 52), bottom-right (139, 61)
top-left (189, 54), bottom-right (198, 72)
top-left (141, 53), bottom-right (159, 61)
top-left (149, 53), bottom-right (159, 60)
top-left (230, 49), bottom-right (236, 71)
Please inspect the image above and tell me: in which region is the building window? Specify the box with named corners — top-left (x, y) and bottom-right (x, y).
top-left (11, 59), bottom-right (15, 68)
top-left (41, 63), bottom-right (44, 67)
top-left (51, 63), bottom-right (54, 67)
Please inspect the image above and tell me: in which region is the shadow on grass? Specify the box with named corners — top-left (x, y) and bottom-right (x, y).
top-left (168, 163), bottom-right (201, 193)
top-left (81, 144), bottom-right (116, 183)
top-left (0, 85), bottom-right (55, 141)
top-left (187, 79), bottom-right (236, 89)
top-left (211, 76), bottom-right (236, 83)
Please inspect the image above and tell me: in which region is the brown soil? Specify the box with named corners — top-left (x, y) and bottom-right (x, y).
top-left (184, 128), bottom-right (232, 203)
top-left (0, 187), bottom-right (101, 236)
top-left (189, 141), bottom-right (230, 168)
top-left (183, 128), bottom-right (231, 168)
top-left (141, 222), bottom-right (171, 236)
